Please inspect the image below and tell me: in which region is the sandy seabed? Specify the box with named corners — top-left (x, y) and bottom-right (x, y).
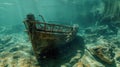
top-left (0, 26), bottom-right (120, 67)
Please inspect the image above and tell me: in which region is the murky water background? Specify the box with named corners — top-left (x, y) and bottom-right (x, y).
top-left (0, 0), bottom-right (120, 67)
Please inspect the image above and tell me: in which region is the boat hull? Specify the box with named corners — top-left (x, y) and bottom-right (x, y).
top-left (23, 14), bottom-right (78, 61)
top-left (29, 31), bottom-right (76, 60)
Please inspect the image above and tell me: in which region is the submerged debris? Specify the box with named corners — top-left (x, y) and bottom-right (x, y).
top-left (90, 46), bottom-right (115, 64)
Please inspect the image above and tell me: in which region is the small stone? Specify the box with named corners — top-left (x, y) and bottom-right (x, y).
top-left (77, 50), bottom-right (81, 53)
top-left (9, 47), bottom-right (18, 52)
top-left (13, 55), bottom-right (20, 59)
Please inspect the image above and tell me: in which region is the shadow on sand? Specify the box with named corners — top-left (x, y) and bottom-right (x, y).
top-left (38, 36), bottom-right (85, 67)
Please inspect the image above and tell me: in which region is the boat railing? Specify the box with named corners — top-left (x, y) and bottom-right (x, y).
top-left (35, 21), bottom-right (74, 33)
top-left (24, 14), bottom-right (78, 34)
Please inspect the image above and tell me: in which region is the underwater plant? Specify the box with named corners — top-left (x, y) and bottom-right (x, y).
top-left (96, 0), bottom-right (120, 35)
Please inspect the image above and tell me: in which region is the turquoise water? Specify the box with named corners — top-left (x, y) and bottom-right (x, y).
top-left (0, 0), bottom-right (120, 67)
top-left (0, 0), bottom-right (101, 27)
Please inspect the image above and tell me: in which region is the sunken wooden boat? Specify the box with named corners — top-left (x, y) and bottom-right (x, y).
top-left (23, 14), bottom-right (79, 60)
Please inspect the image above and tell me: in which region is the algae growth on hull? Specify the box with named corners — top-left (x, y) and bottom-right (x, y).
top-left (0, 0), bottom-right (120, 67)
